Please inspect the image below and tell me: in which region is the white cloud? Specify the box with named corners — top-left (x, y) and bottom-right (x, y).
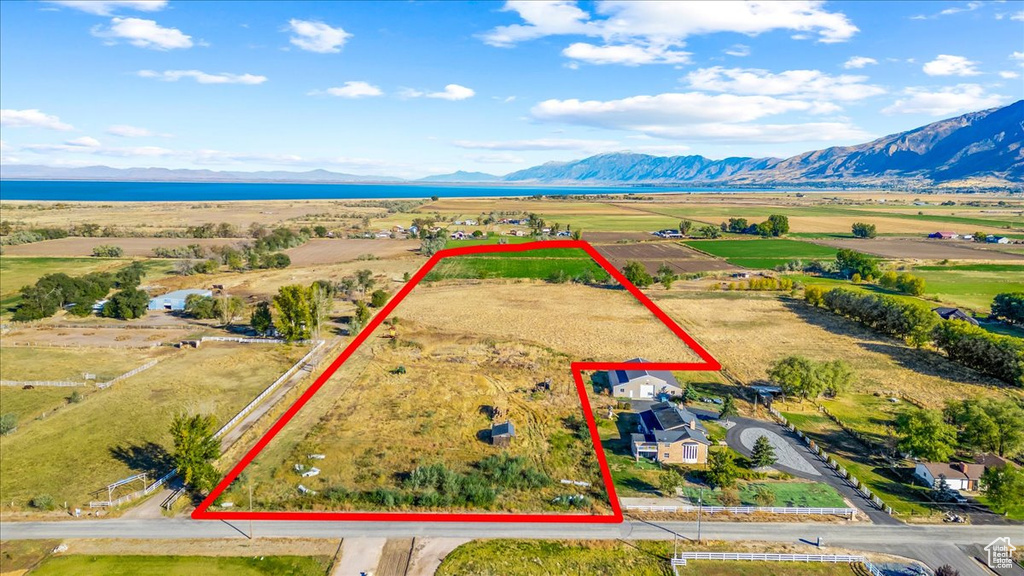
top-left (45, 1), bottom-right (167, 15)
top-left (481, 1), bottom-right (858, 66)
top-left (404, 84), bottom-right (475, 101)
top-left (106, 124), bottom-right (157, 137)
top-left (843, 56), bottom-right (877, 69)
top-left (463, 153), bottom-right (525, 164)
top-left (1012, 51), bottom-right (1024, 67)
top-left (287, 19), bottom-right (351, 53)
top-left (529, 92), bottom-right (872, 143)
top-left (318, 81), bottom-right (383, 98)
top-left (922, 54), bottom-right (981, 76)
top-left (628, 144), bottom-right (693, 155)
top-left (66, 136), bottom-right (101, 147)
top-left (724, 44), bottom-right (750, 57)
top-left (91, 17), bottom-right (192, 50)
top-left (998, 70), bottom-right (1020, 79)
top-left (939, 1), bottom-right (981, 16)
top-left (1011, 11), bottom-right (1024, 21)
top-left (452, 138), bottom-right (619, 151)
top-left (138, 69), bottom-right (267, 84)
top-left (0, 109), bottom-right (74, 131)
top-left (882, 84), bottom-right (1005, 116)
top-left (562, 42), bottom-right (690, 65)
top-left (684, 67), bottom-right (885, 101)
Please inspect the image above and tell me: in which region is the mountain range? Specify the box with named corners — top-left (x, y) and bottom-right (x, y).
top-left (2, 101), bottom-right (1020, 186)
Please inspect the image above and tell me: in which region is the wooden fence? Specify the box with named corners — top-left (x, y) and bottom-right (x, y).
top-left (0, 380), bottom-right (87, 387)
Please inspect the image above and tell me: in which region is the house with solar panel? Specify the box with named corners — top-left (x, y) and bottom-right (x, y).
top-left (608, 358), bottom-right (683, 400)
top-left (631, 402), bottom-right (710, 465)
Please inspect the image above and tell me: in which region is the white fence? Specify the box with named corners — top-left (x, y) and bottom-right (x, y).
top-left (96, 359), bottom-right (159, 389)
top-left (626, 505), bottom-right (855, 518)
top-left (669, 551), bottom-right (886, 576)
top-left (213, 340), bottom-right (325, 439)
top-left (200, 336), bottom-right (294, 344)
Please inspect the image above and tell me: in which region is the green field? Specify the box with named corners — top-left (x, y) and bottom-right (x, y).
top-left (425, 248), bottom-right (603, 280)
top-left (679, 481), bottom-right (846, 508)
top-left (0, 343), bottom-right (307, 507)
top-left (31, 555), bottom-right (330, 576)
top-left (911, 265), bottom-right (1024, 312)
top-left (684, 239), bottom-right (839, 269)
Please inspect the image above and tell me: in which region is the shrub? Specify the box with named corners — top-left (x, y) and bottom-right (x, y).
top-left (370, 289), bottom-right (389, 308)
top-left (0, 413), bottom-right (17, 435)
top-left (92, 244), bottom-right (124, 257)
top-left (30, 494), bottom-right (56, 510)
top-left (851, 222), bottom-right (877, 238)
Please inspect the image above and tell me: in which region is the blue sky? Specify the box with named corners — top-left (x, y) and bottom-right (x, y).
top-left (1, 0), bottom-right (1022, 178)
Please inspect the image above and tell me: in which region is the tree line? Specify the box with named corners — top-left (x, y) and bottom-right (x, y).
top-left (720, 214), bottom-right (791, 238)
top-left (11, 262), bottom-right (148, 321)
top-left (805, 287), bottom-right (1024, 386)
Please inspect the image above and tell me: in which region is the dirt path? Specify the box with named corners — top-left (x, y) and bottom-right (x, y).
top-left (333, 537), bottom-right (386, 576)
top-left (376, 538), bottom-right (414, 576)
top-left (406, 538), bottom-right (470, 576)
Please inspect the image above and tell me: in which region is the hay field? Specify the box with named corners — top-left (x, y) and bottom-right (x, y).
top-left (395, 282), bottom-right (702, 363)
top-left (594, 242), bottom-right (736, 274)
top-left (651, 292), bottom-right (1018, 406)
top-left (1, 237), bottom-right (245, 258)
top-left (0, 346), bottom-right (170, 382)
top-left (812, 238), bottom-right (1024, 261)
top-left (421, 198), bottom-right (634, 215)
top-left (0, 342), bottom-right (308, 509)
top-left (283, 238), bottom-right (418, 266)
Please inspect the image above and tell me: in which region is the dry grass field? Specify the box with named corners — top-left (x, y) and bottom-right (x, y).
top-left (812, 238), bottom-right (1024, 261)
top-left (241, 322), bottom-right (611, 514)
top-left (0, 346), bottom-right (170, 382)
top-left (223, 280), bottom-right (707, 514)
top-left (650, 292), bottom-right (1018, 406)
top-left (1, 325), bottom-right (194, 347)
top-left (1, 237), bottom-right (246, 258)
top-left (421, 198), bottom-right (637, 215)
top-left (283, 238), bottom-right (418, 266)
top-left (0, 342), bottom-right (308, 510)
top-left (0, 200), bottom-right (385, 230)
top-left (593, 242), bottom-right (737, 274)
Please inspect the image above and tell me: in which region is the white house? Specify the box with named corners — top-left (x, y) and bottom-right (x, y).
top-left (608, 358), bottom-right (683, 399)
top-left (913, 454), bottom-right (1012, 492)
top-left (987, 235), bottom-right (1010, 244)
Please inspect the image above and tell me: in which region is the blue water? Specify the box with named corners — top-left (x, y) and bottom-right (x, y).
top-left (0, 180), bottom-right (756, 202)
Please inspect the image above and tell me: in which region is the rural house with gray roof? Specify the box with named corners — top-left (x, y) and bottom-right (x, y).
top-left (608, 358), bottom-right (683, 400)
top-left (631, 402), bottom-right (710, 465)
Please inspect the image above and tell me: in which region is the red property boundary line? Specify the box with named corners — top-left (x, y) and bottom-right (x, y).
top-left (193, 240), bottom-right (721, 523)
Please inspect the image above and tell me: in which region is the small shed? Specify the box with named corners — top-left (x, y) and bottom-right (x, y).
top-left (149, 289), bottom-right (213, 311)
top-left (491, 421), bottom-right (515, 447)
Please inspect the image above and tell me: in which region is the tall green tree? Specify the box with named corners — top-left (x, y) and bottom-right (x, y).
top-left (170, 413), bottom-right (220, 493)
top-left (656, 263), bottom-right (676, 290)
top-left (273, 284), bottom-right (312, 341)
top-left (705, 450), bottom-right (738, 489)
top-left (719, 396), bottom-right (738, 421)
top-left (851, 222), bottom-right (877, 238)
top-left (895, 408), bottom-right (957, 461)
top-left (768, 355), bottom-right (822, 400)
top-left (250, 301), bottom-right (273, 335)
top-left (766, 214), bottom-right (789, 236)
top-left (835, 249), bottom-right (879, 279)
top-left (679, 220), bottom-right (693, 235)
top-left (101, 288), bottom-right (149, 320)
top-left (750, 436), bottom-right (777, 468)
top-left (992, 293), bottom-right (1024, 325)
top-left (980, 464), bottom-right (1024, 516)
top-left (622, 261), bottom-right (654, 288)
top-left (945, 398), bottom-right (1024, 457)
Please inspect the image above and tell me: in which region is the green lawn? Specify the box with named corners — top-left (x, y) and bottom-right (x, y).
top-left (32, 555), bottom-right (330, 576)
top-left (426, 248), bottom-right (603, 281)
top-left (683, 239), bottom-right (838, 269)
top-left (679, 482), bottom-right (845, 508)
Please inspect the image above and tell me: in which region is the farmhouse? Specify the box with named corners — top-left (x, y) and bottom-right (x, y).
top-left (630, 402), bottom-right (709, 465)
top-left (933, 307), bottom-right (979, 326)
top-left (914, 454), bottom-right (1014, 492)
top-left (928, 231), bottom-right (958, 240)
top-left (148, 289), bottom-right (213, 311)
top-left (608, 358), bottom-right (683, 399)
top-left (491, 421), bottom-right (515, 447)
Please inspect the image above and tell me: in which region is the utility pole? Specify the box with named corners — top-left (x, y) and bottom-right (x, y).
top-left (248, 482), bottom-right (253, 541)
top-left (696, 487), bottom-right (703, 544)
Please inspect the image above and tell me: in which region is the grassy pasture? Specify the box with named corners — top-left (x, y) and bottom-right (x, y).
top-left (0, 343), bottom-right (307, 508)
top-left (31, 555), bottom-right (330, 576)
top-left (910, 266), bottom-right (1024, 312)
top-left (683, 239), bottom-right (838, 268)
top-left (0, 346), bottom-right (167, 382)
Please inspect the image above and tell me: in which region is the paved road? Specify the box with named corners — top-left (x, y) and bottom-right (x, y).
top-left (4, 519), bottom-right (1019, 575)
top-left (724, 414), bottom-right (901, 526)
